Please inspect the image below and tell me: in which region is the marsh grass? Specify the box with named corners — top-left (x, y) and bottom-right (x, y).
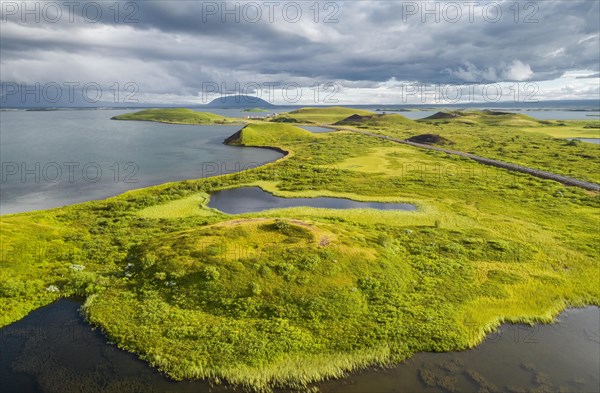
top-left (137, 193), bottom-right (218, 219)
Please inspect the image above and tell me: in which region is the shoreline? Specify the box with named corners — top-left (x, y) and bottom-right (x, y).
top-left (2, 297), bottom-right (597, 391)
top-left (0, 126), bottom-right (285, 217)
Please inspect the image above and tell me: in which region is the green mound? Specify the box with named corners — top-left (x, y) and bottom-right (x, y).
top-left (112, 108), bottom-right (238, 125)
top-left (84, 218), bottom-right (397, 388)
top-left (229, 123), bottom-right (316, 147)
top-left (271, 107), bottom-right (375, 125)
top-left (407, 133), bottom-right (454, 145)
top-left (335, 113), bottom-right (414, 127)
top-left (78, 211), bottom-right (595, 390)
top-left (269, 116), bottom-right (301, 123)
top-left (423, 111), bottom-right (464, 120)
top-left (419, 110), bottom-right (540, 127)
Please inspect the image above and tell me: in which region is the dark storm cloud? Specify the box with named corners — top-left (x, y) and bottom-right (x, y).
top-left (0, 0), bottom-right (598, 100)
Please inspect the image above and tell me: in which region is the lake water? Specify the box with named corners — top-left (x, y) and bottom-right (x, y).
top-left (0, 110), bottom-right (283, 214)
top-left (1, 299), bottom-right (597, 393)
top-left (208, 187), bottom-right (417, 214)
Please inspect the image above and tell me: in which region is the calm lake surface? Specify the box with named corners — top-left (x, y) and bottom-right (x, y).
top-left (0, 110), bottom-right (282, 214)
top-left (1, 299), bottom-right (597, 393)
top-left (208, 187), bottom-right (417, 214)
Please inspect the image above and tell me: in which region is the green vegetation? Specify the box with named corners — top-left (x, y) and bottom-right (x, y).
top-left (112, 108), bottom-right (239, 125)
top-left (331, 109), bottom-right (600, 183)
top-left (335, 113), bottom-right (417, 128)
top-left (137, 193), bottom-right (217, 219)
top-left (1, 108), bottom-right (599, 390)
top-left (523, 120), bottom-right (600, 139)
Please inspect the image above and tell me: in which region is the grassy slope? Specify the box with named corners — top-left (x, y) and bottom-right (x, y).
top-left (335, 113), bottom-right (417, 128)
top-left (112, 108), bottom-right (239, 125)
top-left (0, 117), bottom-right (599, 391)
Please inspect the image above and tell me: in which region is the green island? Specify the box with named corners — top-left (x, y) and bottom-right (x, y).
top-left (112, 108), bottom-right (241, 125)
top-left (1, 107), bottom-right (599, 391)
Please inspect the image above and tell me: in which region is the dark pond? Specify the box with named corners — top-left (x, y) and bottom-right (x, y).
top-left (1, 300), bottom-right (597, 393)
top-left (207, 187), bottom-right (417, 214)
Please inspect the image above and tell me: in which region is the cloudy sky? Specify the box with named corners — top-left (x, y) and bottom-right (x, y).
top-left (1, 0), bottom-right (599, 105)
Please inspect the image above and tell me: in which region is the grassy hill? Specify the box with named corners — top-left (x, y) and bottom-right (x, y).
top-left (419, 110), bottom-right (541, 127)
top-left (334, 113), bottom-right (420, 132)
top-left (271, 107), bottom-right (375, 125)
top-left (112, 108), bottom-right (239, 125)
top-left (84, 217), bottom-right (398, 387)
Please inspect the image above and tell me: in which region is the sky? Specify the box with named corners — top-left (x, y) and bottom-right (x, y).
top-left (1, 0), bottom-right (599, 106)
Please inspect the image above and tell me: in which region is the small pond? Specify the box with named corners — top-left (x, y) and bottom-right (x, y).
top-left (207, 187), bottom-right (417, 214)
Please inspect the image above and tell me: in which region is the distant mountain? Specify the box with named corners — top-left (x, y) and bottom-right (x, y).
top-left (205, 95), bottom-right (274, 108)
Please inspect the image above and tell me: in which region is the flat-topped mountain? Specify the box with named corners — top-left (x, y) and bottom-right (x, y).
top-left (206, 95), bottom-right (274, 108)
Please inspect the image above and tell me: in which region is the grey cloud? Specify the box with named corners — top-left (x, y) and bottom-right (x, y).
top-left (0, 0), bottom-right (598, 101)
top-left (576, 73), bottom-right (600, 79)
